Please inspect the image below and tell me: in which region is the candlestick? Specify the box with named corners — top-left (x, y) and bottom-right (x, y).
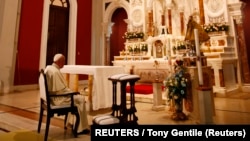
top-left (194, 29), bottom-right (204, 86)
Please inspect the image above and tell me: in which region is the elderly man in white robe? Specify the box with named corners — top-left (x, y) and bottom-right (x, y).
top-left (44, 53), bottom-right (90, 134)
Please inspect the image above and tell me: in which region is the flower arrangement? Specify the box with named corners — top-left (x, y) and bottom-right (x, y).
top-left (163, 58), bottom-right (188, 102)
top-left (203, 22), bottom-right (229, 33)
top-left (123, 31), bottom-right (144, 39)
top-left (163, 58), bottom-right (189, 120)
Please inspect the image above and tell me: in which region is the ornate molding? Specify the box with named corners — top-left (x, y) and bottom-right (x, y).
top-left (207, 14), bottom-right (225, 23)
top-left (204, 0), bottom-right (225, 17)
top-left (135, 68), bottom-right (169, 83)
top-left (130, 0), bottom-right (143, 7)
top-left (204, 0), bottom-right (228, 23)
top-left (228, 2), bottom-right (245, 13)
top-left (228, 2), bottom-right (245, 22)
top-left (102, 22), bottom-right (115, 37)
top-left (103, 0), bottom-right (130, 23)
top-left (232, 15), bottom-right (243, 24)
top-left (131, 6), bottom-right (143, 27)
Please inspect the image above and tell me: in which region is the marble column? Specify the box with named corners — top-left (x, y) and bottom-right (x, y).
top-left (198, 0), bottom-right (205, 25)
top-left (167, 9), bottom-right (172, 34)
top-left (105, 36), bottom-right (110, 65)
top-left (147, 10), bottom-right (154, 36)
top-left (233, 15), bottom-right (250, 83)
top-left (179, 9), bottom-right (184, 36)
top-left (103, 22), bottom-right (114, 65)
top-left (219, 69), bottom-right (225, 87)
top-left (161, 14), bottom-right (165, 26)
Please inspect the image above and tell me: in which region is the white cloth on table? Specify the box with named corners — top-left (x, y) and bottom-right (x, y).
top-left (60, 65), bottom-right (125, 110)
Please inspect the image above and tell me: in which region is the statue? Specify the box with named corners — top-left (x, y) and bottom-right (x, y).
top-left (185, 16), bottom-right (210, 43)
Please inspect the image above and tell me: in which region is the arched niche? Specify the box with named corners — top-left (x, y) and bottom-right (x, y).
top-left (153, 40), bottom-right (165, 58)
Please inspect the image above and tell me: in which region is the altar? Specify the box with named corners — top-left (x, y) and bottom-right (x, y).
top-left (60, 65), bottom-right (125, 111)
top-left (113, 59), bottom-right (215, 123)
top-left (113, 59), bottom-right (171, 83)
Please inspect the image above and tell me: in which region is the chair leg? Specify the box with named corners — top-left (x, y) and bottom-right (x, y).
top-left (73, 112), bottom-right (80, 137)
top-left (64, 113), bottom-right (68, 129)
top-left (37, 108), bottom-right (44, 133)
top-left (44, 115), bottom-right (51, 141)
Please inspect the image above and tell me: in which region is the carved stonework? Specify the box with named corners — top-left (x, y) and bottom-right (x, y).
top-left (204, 0), bottom-right (229, 23)
top-left (209, 35), bottom-right (234, 47)
top-left (135, 69), bottom-right (169, 83)
top-left (130, 0), bottom-right (143, 7)
top-left (233, 15), bottom-right (243, 24)
top-left (131, 8), bottom-right (143, 27)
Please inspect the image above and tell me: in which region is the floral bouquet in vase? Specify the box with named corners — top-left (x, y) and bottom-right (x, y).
top-left (164, 58), bottom-right (189, 120)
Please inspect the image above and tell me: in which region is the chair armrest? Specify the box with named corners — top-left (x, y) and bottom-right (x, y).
top-left (49, 91), bottom-right (80, 107)
top-left (49, 91), bottom-right (80, 97)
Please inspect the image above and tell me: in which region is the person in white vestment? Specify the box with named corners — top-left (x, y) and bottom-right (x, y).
top-left (44, 53), bottom-right (90, 134)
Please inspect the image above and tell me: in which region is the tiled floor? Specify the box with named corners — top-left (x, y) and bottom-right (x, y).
top-left (0, 89), bottom-right (250, 141)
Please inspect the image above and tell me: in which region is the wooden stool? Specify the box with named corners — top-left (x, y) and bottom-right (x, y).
top-left (108, 74), bottom-right (140, 125)
top-left (92, 74), bottom-right (140, 125)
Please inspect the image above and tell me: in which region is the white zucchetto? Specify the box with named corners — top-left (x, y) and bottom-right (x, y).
top-left (53, 53), bottom-right (63, 62)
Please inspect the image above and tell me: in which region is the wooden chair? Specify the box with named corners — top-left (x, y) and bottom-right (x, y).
top-left (37, 69), bottom-right (80, 141)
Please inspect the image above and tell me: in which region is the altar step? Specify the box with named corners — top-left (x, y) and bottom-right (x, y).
top-left (204, 52), bottom-right (236, 58)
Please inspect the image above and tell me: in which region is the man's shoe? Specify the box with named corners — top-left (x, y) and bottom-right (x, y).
top-left (78, 129), bottom-right (90, 135)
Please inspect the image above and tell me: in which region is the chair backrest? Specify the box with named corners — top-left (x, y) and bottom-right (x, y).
top-left (39, 69), bottom-right (51, 107)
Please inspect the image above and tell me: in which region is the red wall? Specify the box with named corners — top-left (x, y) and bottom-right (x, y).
top-left (75, 0), bottom-right (91, 66)
top-left (14, 1), bottom-right (92, 85)
top-left (75, 0), bottom-right (92, 80)
top-left (14, 0), bottom-right (44, 85)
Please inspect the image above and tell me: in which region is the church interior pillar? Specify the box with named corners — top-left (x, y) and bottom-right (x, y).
top-left (233, 16), bottom-right (250, 83)
top-left (167, 9), bottom-right (172, 34)
top-left (180, 10), bottom-right (184, 36)
top-left (198, 0), bottom-right (205, 25)
top-left (147, 10), bottom-right (154, 36)
top-left (105, 36), bottom-right (110, 65)
top-left (161, 14), bottom-right (165, 26)
top-left (219, 69), bottom-right (225, 87)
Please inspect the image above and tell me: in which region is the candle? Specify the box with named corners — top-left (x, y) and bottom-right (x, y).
top-left (194, 29), bottom-right (204, 86)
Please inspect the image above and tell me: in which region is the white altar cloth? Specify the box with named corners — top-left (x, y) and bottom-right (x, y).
top-left (60, 65), bottom-right (125, 110)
